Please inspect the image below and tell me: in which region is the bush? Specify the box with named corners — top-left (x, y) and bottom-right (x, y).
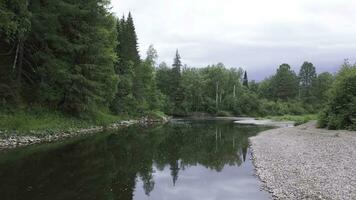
top-left (216, 110), bottom-right (233, 117)
top-left (318, 63), bottom-right (356, 130)
top-left (259, 100), bottom-right (307, 116)
top-left (223, 91), bottom-right (262, 116)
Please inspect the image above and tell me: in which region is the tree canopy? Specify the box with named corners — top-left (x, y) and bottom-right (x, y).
top-left (1, 1), bottom-right (352, 130)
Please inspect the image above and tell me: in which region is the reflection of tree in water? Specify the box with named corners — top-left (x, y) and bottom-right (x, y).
top-left (170, 160), bottom-right (180, 186)
top-left (0, 121), bottom-right (270, 200)
top-left (140, 170), bottom-right (155, 196)
top-left (162, 121), bottom-right (248, 171)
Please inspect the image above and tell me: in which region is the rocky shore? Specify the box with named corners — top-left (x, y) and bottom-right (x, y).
top-left (0, 116), bottom-right (170, 150)
top-left (250, 121), bottom-right (356, 200)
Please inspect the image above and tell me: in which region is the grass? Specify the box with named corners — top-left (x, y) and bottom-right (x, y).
top-left (0, 108), bottom-right (170, 136)
top-left (0, 109), bottom-right (126, 136)
top-left (90, 110), bottom-right (126, 126)
top-left (262, 114), bottom-right (318, 126)
top-left (145, 110), bottom-right (168, 120)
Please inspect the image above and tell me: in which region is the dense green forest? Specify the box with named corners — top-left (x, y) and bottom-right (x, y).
top-left (0, 0), bottom-right (355, 130)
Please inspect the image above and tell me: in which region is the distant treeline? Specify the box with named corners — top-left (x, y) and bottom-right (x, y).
top-left (157, 60), bottom-right (333, 116)
top-left (0, 0), bottom-right (355, 130)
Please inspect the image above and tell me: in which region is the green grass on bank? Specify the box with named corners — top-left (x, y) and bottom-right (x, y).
top-left (146, 110), bottom-right (168, 120)
top-left (0, 108), bottom-right (169, 136)
top-left (261, 114), bottom-right (318, 126)
top-left (0, 109), bottom-right (126, 136)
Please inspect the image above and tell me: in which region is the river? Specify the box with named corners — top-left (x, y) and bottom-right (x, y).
top-left (0, 119), bottom-right (272, 200)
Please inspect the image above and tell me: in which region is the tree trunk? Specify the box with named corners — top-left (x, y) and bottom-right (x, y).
top-left (13, 42), bottom-right (20, 71)
top-left (17, 39), bottom-right (24, 84)
top-left (216, 82), bottom-right (219, 109)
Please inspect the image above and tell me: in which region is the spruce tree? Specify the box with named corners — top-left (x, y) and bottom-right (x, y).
top-left (111, 16), bottom-right (135, 114)
top-left (171, 50), bottom-right (184, 114)
top-left (111, 13), bottom-right (143, 114)
top-left (243, 71), bottom-right (249, 88)
top-left (61, 0), bottom-right (118, 114)
top-left (23, 0), bottom-right (117, 114)
top-left (125, 12), bottom-right (140, 65)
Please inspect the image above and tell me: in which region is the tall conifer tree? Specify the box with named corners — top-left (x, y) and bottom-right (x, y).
top-left (171, 50), bottom-right (184, 114)
top-left (111, 13), bottom-right (142, 114)
top-left (243, 71), bottom-right (249, 88)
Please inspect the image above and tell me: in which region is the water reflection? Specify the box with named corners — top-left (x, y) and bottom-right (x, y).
top-left (0, 120), bottom-right (271, 200)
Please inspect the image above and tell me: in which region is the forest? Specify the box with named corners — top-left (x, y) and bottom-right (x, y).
top-left (0, 0), bottom-right (355, 131)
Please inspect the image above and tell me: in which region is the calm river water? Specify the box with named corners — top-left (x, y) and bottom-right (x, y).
top-left (0, 119), bottom-right (272, 200)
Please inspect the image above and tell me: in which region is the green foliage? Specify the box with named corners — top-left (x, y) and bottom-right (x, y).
top-left (1, 0), bottom-right (118, 116)
top-left (0, 0), bottom-right (31, 104)
top-left (0, 0), bottom-right (31, 41)
top-left (236, 91), bottom-right (261, 116)
top-left (0, 109), bottom-right (88, 134)
top-left (110, 14), bottom-right (138, 114)
top-left (270, 64), bottom-right (299, 100)
top-left (242, 71), bottom-right (249, 88)
top-left (299, 61), bottom-right (317, 104)
top-left (0, 108), bottom-right (124, 134)
top-left (110, 15), bottom-right (163, 115)
top-left (181, 68), bottom-right (205, 112)
top-left (313, 72), bottom-right (334, 107)
top-left (1, 3), bottom-right (165, 120)
top-left (248, 80), bottom-right (259, 93)
top-left (157, 59), bottom-right (332, 118)
top-left (144, 110), bottom-right (168, 121)
top-left (89, 110), bottom-right (124, 126)
top-left (254, 99), bottom-right (305, 117)
top-left (171, 50), bottom-right (184, 115)
top-left (257, 77), bottom-right (274, 99)
top-left (137, 45), bottom-right (163, 111)
top-left (319, 61), bottom-right (356, 130)
top-left (0, 2), bottom-right (347, 132)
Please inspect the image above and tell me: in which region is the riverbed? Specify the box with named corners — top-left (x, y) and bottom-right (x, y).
top-left (250, 121), bottom-right (356, 200)
top-left (0, 119), bottom-right (272, 200)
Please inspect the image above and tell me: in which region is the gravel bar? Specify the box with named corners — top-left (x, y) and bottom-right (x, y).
top-left (250, 121), bottom-right (356, 200)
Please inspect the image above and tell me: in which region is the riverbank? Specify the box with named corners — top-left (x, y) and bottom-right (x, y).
top-left (0, 112), bottom-right (170, 150)
top-left (234, 118), bottom-right (295, 128)
top-left (258, 114), bottom-right (318, 126)
top-left (250, 121), bottom-right (356, 199)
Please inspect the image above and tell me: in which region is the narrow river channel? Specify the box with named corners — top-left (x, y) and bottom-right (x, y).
top-left (0, 119), bottom-right (272, 200)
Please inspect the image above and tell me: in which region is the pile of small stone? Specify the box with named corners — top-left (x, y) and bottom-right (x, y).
top-left (250, 121), bottom-right (356, 200)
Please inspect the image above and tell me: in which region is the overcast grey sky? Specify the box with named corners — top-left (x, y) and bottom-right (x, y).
top-left (112, 0), bottom-right (356, 80)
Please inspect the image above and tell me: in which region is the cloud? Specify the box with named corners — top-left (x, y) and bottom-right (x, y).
top-left (111, 0), bottom-right (356, 80)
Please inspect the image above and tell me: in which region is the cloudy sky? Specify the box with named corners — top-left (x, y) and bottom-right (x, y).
top-left (112, 0), bottom-right (356, 80)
